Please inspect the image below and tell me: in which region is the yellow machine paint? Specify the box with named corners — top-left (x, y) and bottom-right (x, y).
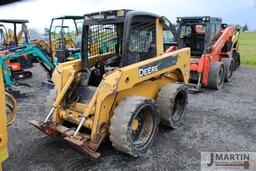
top-left (33, 38), bottom-right (77, 60)
top-left (232, 30), bottom-right (240, 52)
top-left (30, 10), bottom-right (190, 158)
top-left (0, 66), bottom-right (8, 170)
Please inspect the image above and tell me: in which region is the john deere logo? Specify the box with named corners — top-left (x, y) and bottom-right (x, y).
top-left (139, 64), bottom-right (159, 77)
top-left (138, 55), bottom-right (178, 78)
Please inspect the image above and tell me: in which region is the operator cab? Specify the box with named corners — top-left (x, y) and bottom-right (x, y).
top-left (81, 10), bottom-right (180, 86)
top-left (0, 19), bottom-right (29, 51)
top-left (64, 9), bottom-right (180, 109)
top-left (49, 16), bottom-right (84, 63)
top-left (0, 19), bottom-right (32, 70)
top-left (0, 24), bottom-right (7, 50)
top-left (177, 16), bottom-right (223, 57)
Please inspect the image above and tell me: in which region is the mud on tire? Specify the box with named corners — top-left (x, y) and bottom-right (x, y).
top-left (156, 83), bottom-right (188, 129)
top-left (207, 61), bottom-right (225, 90)
top-left (221, 58), bottom-right (234, 82)
top-left (109, 96), bottom-right (160, 157)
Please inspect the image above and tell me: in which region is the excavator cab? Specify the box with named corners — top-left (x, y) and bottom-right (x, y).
top-left (0, 20), bottom-right (33, 79)
top-left (49, 16), bottom-right (83, 64)
top-left (0, 19), bottom-right (29, 49)
top-left (53, 26), bottom-right (71, 40)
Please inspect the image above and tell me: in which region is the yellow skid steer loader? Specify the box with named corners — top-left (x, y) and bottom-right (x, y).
top-left (30, 10), bottom-right (190, 158)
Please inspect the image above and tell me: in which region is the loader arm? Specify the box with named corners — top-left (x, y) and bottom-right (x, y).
top-left (208, 26), bottom-right (234, 60)
top-left (117, 48), bottom-right (190, 90)
top-left (33, 39), bottom-right (50, 54)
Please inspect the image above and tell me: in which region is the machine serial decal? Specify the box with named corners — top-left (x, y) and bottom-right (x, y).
top-left (139, 55), bottom-right (178, 77)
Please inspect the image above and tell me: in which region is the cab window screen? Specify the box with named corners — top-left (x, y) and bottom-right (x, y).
top-left (127, 16), bottom-right (156, 65)
top-left (87, 24), bottom-right (117, 66)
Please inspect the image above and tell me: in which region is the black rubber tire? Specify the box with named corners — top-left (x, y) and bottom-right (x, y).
top-left (156, 83), bottom-right (188, 129)
top-left (232, 51), bottom-right (240, 70)
top-left (207, 61), bottom-right (225, 90)
top-left (109, 96), bottom-right (160, 157)
top-left (221, 58), bottom-right (234, 82)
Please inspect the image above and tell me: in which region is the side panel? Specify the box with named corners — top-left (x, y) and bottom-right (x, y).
top-left (115, 76), bottom-right (176, 101)
top-left (0, 66), bottom-right (8, 166)
top-left (117, 48), bottom-right (190, 91)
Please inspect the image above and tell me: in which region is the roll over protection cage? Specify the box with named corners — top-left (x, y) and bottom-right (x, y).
top-left (81, 10), bottom-right (181, 69)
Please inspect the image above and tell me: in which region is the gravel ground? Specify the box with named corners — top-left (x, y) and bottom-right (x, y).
top-left (3, 65), bottom-right (256, 171)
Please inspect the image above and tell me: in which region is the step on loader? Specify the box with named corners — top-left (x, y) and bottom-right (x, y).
top-left (177, 16), bottom-right (240, 91)
top-left (30, 10), bottom-right (190, 158)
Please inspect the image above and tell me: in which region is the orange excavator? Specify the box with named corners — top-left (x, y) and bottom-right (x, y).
top-left (177, 16), bottom-right (240, 91)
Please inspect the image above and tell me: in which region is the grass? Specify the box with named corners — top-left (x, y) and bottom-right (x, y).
top-left (239, 32), bottom-right (256, 67)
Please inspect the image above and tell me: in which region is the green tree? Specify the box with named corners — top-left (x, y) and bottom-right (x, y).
top-left (234, 24), bottom-right (242, 31)
top-left (44, 28), bottom-right (49, 35)
top-left (242, 24), bottom-right (249, 32)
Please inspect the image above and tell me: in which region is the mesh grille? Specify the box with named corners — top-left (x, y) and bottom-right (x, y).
top-left (87, 24), bottom-right (117, 66)
top-left (127, 16), bottom-right (156, 65)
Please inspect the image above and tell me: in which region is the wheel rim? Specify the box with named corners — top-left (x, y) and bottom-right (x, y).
top-left (131, 104), bottom-right (154, 148)
top-left (172, 90), bottom-right (187, 123)
top-left (217, 66), bottom-right (224, 86)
